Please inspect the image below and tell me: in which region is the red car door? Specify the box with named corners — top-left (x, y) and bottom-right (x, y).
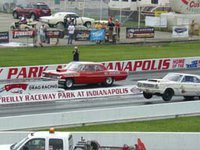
top-left (78, 64), bottom-right (105, 84)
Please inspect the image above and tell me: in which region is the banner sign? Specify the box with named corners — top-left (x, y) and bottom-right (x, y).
top-left (89, 29), bottom-right (105, 41)
top-left (172, 26), bottom-right (189, 38)
top-left (0, 32), bottom-right (9, 43)
top-left (12, 30), bottom-right (33, 38)
top-left (0, 80), bottom-right (60, 96)
top-left (0, 85), bottom-right (139, 105)
top-left (126, 27), bottom-right (154, 38)
top-left (46, 29), bottom-right (64, 38)
top-left (75, 30), bottom-right (90, 40)
top-left (145, 16), bottom-right (167, 28)
top-left (0, 57), bottom-right (199, 80)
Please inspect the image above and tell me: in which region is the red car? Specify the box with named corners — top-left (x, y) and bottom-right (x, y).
top-left (42, 61), bottom-right (128, 89)
top-left (12, 2), bottom-right (51, 20)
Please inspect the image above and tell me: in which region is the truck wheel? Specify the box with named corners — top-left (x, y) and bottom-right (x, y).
top-left (13, 11), bottom-right (18, 19)
top-left (84, 22), bottom-right (91, 28)
top-left (65, 79), bottom-right (74, 89)
top-left (104, 77), bottom-right (114, 86)
top-left (143, 92), bottom-right (152, 99)
top-left (56, 22), bottom-right (64, 30)
top-left (162, 88), bottom-right (174, 102)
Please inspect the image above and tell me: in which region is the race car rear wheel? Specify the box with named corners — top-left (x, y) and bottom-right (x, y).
top-left (162, 88), bottom-right (174, 102)
top-left (143, 92), bottom-right (152, 99)
top-left (64, 79), bottom-right (74, 89)
top-left (104, 77), bottom-right (114, 86)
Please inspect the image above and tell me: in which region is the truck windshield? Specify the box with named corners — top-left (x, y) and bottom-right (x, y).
top-left (11, 137), bottom-right (29, 150)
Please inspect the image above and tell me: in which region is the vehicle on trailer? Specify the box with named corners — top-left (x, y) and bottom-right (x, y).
top-left (42, 61), bottom-right (128, 89)
top-left (12, 2), bottom-right (51, 20)
top-left (39, 12), bottom-right (95, 30)
top-left (137, 73), bottom-right (200, 102)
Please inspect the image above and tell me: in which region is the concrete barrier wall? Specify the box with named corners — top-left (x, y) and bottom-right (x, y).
top-left (0, 101), bottom-right (199, 130)
top-left (0, 132), bottom-right (200, 150)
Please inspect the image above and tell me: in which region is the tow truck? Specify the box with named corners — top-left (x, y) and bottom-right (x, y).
top-left (0, 128), bottom-right (146, 150)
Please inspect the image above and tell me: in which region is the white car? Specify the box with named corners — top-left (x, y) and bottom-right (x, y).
top-left (39, 12), bottom-right (95, 29)
top-left (137, 73), bottom-right (200, 102)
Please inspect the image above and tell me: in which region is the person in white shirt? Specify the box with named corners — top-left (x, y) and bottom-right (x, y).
top-left (67, 22), bottom-right (75, 44)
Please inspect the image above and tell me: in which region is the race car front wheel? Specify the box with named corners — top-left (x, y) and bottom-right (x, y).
top-left (143, 92), bottom-right (152, 99)
top-left (65, 79), bottom-right (74, 89)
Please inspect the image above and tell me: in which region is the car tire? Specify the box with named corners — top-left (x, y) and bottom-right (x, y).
top-left (56, 22), bottom-right (65, 30)
top-left (162, 88), bottom-right (174, 102)
top-left (30, 13), bottom-right (36, 20)
top-left (84, 21), bottom-right (91, 28)
top-left (184, 96), bottom-right (194, 100)
top-left (13, 11), bottom-right (18, 19)
top-left (143, 92), bottom-right (152, 99)
top-left (104, 77), bottom-right (114, 86)
top-left (64, 79), bottom-right (74, 89)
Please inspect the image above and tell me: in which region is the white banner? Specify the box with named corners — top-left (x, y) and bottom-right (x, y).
top-left (145, 16), bottom-right (167, 28)
top-left (0, 57), bottom-right (199, 80)
top-left (172, 26), bottom-right (189, 38)
top-left (0, 80), bottom-right (60, 96)
top-left (0, 85), bottom-right (140, 105)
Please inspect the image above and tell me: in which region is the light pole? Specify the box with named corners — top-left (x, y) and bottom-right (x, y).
top-left (100, 0), bottom-right (103, 20)
top-left (137, 0), bottom-right (141, 28)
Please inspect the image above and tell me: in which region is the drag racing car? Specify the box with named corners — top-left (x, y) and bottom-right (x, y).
top-left (42, 61), bottom-right (128, 89)
top-left (137, 73), bottom-right (200, 101)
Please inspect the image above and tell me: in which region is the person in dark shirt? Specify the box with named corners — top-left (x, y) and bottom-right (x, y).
top-left (73, 46), bottom-right (79, 61)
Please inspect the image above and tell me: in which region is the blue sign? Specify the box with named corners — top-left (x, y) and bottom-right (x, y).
top-left (186, 60), bottom-right (200, 68)
top-left (89, 29), bottom-right (105, 41)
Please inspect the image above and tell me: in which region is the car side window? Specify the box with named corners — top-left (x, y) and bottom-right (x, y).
top-left (182, 76), bottom-right (194, 82)
top-left (49, 139), bottom-right (63, 150)
top-left (95, 65), bottom-right (104, 71)
top-left (193, 77), bottom-right (200, 83)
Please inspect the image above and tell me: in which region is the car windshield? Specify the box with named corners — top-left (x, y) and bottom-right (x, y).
top-left (65, 62), bottom-right (83, 71)
top-left (163, 73), bottom-right (183, 82)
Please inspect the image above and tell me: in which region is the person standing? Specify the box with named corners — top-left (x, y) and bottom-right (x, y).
top-left (115, 19), bottom-right (121, 40)
top-left (39, 24), bottom-right (46, 47)
top-left (67, 22), bottom-right (75, 44)
top-left (32, 24), bottom-right (38, 47)
top-left (72, 46), bottom-right (79, 61)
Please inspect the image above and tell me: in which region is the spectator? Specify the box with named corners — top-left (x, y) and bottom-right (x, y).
top-left (19, 15), bottom-right (27, 24)
top-left (115, 19), bottom-right (121, 40)
top-left (72, 46), bottom-right (79, 61)
top-left (68, 22), bottom-right (75, 44)
top-left (190, 19), bottom-right (196, 37)
top-left (107, 19), bottom-right (115, 41)
top-left (39, 24), bottom-right (46, 47)
top-left (32, 24), bottom-right (38, 47)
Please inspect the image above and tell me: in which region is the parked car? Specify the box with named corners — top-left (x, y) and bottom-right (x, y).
top-left (12, 2), bottom-right (51, 20)
top-left (39, 12), bottom-right (95, 30)
top-left (141, 6), bottom-right (173, 17)
top-left (137, 73), bottom-right (200, 102)
top-left (42, 61), bottom-right (128, 89)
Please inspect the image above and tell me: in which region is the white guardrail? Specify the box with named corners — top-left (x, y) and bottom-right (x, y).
top-left (0, 100), bottom-right (199, 130)
top-left (0, 132), bottom-right (200, 150)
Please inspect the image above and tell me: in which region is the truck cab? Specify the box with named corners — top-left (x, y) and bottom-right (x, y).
top-left (0, 128), bottom-right (73, 150)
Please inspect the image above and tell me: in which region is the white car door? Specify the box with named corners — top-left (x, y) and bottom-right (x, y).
top-left (180, 75), bottom-right (200, 96)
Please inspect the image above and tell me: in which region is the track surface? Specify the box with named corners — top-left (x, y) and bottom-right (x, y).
top-left (0, 69), bottom-right (199, 117)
